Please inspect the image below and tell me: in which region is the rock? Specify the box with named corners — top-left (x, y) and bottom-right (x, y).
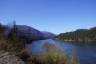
top-left (0, 51), bottom-right (25, 64)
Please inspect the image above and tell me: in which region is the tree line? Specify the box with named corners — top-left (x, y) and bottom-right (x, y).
top-left (54, 27), bottom-right (96, 43)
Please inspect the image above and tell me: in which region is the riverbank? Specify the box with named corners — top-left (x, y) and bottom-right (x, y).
top-left (53, 38), bottom-right (96, 45)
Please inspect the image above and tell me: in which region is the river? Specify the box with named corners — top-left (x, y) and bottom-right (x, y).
top-left (27, 39), bottom-right (96, 64)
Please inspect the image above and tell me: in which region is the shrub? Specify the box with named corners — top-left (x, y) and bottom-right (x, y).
top-left (27, 42), bottom-right (79, 64)
top-left (0, 23), bottom-right (25, 53)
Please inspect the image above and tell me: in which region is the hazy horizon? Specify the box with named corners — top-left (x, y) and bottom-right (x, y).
top-left (0, 0), bottom-right (96, 34)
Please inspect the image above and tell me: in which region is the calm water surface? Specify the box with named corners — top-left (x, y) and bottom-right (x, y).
top-left (27, 39), bottom-right (96, 64)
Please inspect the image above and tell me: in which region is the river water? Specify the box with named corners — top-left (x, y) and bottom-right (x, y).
top-left (27, 39), bottom-right (96, 64)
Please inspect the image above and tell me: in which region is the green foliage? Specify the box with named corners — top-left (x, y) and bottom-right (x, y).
top-left (55, 27), bottom-right (96, 43)
top-left (0, 24), bottom-right (5, 34)
top-left (0, 40), bottom-right (21, 52)
top-left (0, 22), bottom-right (26, 53)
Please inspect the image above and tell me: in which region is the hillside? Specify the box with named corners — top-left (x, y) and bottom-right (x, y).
top-left (3, 24), bottom-right (56, 42)
top-left (54, 27), bottom-right (96, 43)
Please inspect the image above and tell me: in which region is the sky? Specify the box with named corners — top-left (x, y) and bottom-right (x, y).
top-left (0, 0), bottom-right (96, 34)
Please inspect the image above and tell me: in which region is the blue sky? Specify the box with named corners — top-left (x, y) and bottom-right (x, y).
top-left (0, 0), bottom-right (96, 34)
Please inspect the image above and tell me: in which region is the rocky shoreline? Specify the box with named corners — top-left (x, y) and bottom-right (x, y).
top-left (0, 51), bottom-right (25, 64)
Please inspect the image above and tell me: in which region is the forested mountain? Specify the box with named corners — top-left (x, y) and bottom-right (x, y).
top-left (16, 25), bottom-right (56, 40)
top-left (2, 23), bottom-right (56, 42)
top-left (54, 27), bottom-right (96, 42)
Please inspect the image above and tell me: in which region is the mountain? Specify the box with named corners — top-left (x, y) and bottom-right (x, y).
top-left (42, 31), bottom-right (56, 38)
top-left (54, 27), bottom-right (96, 43)
top-left (4, 25), bottom-right (56, 41)
top-left (16, 25), bottom-right (44, 40)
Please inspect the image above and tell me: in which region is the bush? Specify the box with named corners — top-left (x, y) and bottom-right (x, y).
top-left (0, 23), bottom-right (25, 53)
top-left (27, 42), bottom-right (79, 64)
